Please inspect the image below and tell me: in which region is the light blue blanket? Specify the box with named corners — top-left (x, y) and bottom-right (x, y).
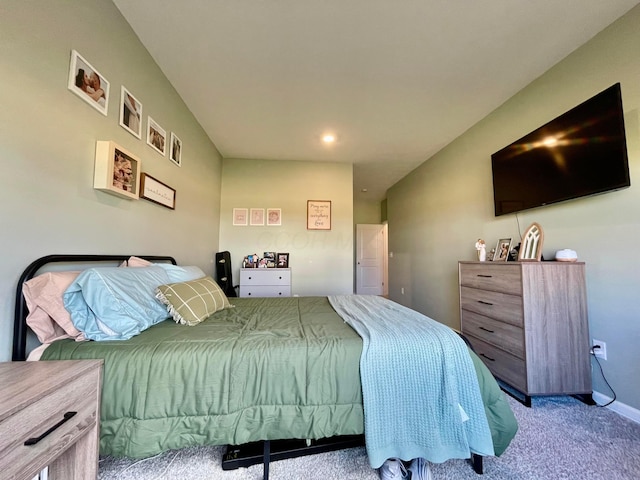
top-left (328, 295), bottom-right (494, 468)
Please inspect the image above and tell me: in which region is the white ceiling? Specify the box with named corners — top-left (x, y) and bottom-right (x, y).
top-left (113, 0), bottom-right (639, 202)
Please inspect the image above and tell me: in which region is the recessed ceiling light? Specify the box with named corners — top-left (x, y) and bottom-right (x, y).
top-left (322, 134), bottom-right (335, 144)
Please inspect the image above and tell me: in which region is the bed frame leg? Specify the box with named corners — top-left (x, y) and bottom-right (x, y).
top-left (471, 454), bottom-right (483, 474)
top-left (263, 440), bottom-right (270, 480)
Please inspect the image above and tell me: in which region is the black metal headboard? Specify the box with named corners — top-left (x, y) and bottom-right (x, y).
top-left (12, 254), bottom-right (177, 361)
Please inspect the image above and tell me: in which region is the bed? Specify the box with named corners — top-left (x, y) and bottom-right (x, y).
top-left (12, 254), bottom-right (517, 478)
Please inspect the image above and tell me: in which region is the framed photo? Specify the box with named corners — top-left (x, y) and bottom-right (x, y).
top-left (170, 132), bottom-right (182, 167)
top-left (93, 141), bottom-right (140, 200)
top-left (67, 50), bottom-right (109, 116)
top-left (494, 238), bottom-right (512, 262)
top-left (140, 173), bottom-right (175, 209)
top-left (263, 252), bottom-right (276, 268)
top-left (233, 208), bottom-right (248, 226)
top-left (147, 116), bottom-right (166, 156)
top-left (307, 200), bottom-right (331, 230)
top-left (267, 208), bottom-right (281, 226)
top-left (119, 86), bottom-right (142, 139)
top-left (250, 208), bottom-right (265, 226)
top-left (277, 253), bottom-right (289, 268)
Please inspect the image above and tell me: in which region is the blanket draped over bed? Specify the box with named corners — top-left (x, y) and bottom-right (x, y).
top-left (329, 295), bottom-right (494, 468)
top-left (39, 296), bottom-right (515, 461)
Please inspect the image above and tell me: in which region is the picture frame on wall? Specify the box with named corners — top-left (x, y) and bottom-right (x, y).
top-left (140, 173), bottom-right (176, 209)
top-left (170, 132), bottom-right (182, 167)
top-left (266, 208), bottom-right (281, 226)
top-left (119, 86), bottom-right (142, 139)
top-left (494, 238), bottom-right (512, 262)
top-left (93, 141), bottom-right (140, 200)
top-left (307, 200), bottom-right (331, 230)
top-left (67, 50), bottom-right (110, 116)
top-left (277, 253), bottom-right (289, 268)
top-left (233, 208), bottom-right (248, 226)
top-left (250, 208), bottom-right (265, 226)
top-left (147, 116), bottom-right (166, 156)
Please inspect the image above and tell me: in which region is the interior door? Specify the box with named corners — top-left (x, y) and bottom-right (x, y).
top-left (356, 224), bottom-right (386, 295)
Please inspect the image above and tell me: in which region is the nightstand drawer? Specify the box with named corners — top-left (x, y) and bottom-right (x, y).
top-left (459, 264), bottom-right (522, 295)
top-left (0, 371), bottom-right (98, 479)
top-left (461, 310), bottom-right (524, 359)
top-left (460, 286), bottom-right (524, 327)
top-left (466, 336), bottom-right (527, 392)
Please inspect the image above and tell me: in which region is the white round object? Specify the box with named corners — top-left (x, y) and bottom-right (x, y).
top-left (555, 249), bottom-right (578, 261)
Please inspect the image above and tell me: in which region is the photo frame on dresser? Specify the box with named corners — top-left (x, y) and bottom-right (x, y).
top-left (494, 238), bottom-right (512, 262)
top-left (277, 253), bottom-right (289, 268)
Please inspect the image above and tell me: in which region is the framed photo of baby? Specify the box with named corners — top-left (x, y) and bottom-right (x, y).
top-left (67, 50), bottom-right (110, 116)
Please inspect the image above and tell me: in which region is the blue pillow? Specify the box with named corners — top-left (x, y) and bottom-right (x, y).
top-left (153, 264), bottom-right (206, 283)
top-left (63, 266), bottom-right (171, 341)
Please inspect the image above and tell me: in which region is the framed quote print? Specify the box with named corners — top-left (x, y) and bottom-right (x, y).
top-left (307, 200), bottom-right (331, 230)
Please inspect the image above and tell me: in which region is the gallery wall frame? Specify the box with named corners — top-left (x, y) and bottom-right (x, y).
top-left (94, 141), bottom-right (140, 200)
top-left (250, 208), bottom-right (265, 226)
top-left (147, 116), bottom-right (166, 156)
top-left (67, 50), bottom-right (110, 116)
top-left (267, 208), bottom-right (281, 226)
top-left (170, 132), bottom-right (182, 167)
top-left (119, 86), bottom-right (142, 139)
top-left (140, 173), bottom-right (176, 210)
top-left (307, 200), bottom-right (331, 230)
top-left (233, 208), bottom-right (248, 226)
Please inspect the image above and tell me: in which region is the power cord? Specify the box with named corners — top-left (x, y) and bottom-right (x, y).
top-left (590, 345), bottom-right (616, 407)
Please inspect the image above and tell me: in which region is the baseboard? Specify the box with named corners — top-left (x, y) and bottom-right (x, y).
top-left (592, 391), bottom-right (640, 424)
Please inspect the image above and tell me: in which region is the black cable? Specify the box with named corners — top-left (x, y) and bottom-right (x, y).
top-left (590, 351), bottom-right (616, 407)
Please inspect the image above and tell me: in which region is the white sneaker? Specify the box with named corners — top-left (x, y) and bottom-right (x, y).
top-left (379, 458), bottom-right (409, 480)
top-left (408, 458), bottom-right (433, 480)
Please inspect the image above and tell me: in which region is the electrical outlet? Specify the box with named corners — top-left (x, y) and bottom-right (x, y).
top-left (592, 339), bottom-right (607, 360)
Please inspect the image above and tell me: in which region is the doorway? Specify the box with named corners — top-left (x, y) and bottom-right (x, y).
top-left (356, 223), bottom-right (388, 295)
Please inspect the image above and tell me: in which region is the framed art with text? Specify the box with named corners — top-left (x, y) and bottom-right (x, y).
top-left (307, 200), bottom-right (331, 230)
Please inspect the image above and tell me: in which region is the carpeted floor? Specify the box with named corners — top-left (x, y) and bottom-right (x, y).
top-left (98, 395), bottom-right (640, 479)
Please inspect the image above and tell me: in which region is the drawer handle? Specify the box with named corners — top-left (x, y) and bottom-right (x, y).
top-left (477, 300), bottom-right (493, 306)
top-left (480, 353), bottom-right (496, 362)
top-left (24, 411), bottom-right (77, 446)
top-left (479, 326), bottom-right (495, 333)
top-left (278, 277), bottom-right (282, 280)
top-left (477, 274), bottom-right (493, 278)
top-left (248, 277), bottom-right (252, 280)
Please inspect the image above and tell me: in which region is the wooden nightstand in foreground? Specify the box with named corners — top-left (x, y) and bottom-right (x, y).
top-left (0, 360), bottom-right (103, 480)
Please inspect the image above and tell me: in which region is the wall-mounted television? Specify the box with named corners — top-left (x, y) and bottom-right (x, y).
top-left (491, 83), bottom-right (630, 216)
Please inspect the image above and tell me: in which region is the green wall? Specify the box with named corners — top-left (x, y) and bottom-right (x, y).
top-left (0, 0), bottom-right (223, 361)
top-left (219, 158), bottom-right (354, 295)
top-left (387, 6), bottom-right (640, 411)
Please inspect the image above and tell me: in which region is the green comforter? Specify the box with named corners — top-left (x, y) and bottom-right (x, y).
top-left (41, 297), bottom-right (516, 459)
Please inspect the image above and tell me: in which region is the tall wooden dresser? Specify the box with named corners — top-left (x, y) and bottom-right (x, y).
top-left (459, 261), bottom-right (591, 405)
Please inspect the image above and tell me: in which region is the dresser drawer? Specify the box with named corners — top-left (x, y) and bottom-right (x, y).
top-left (461, 310), bottom-right (524, 359)
top-left (459, 263), bottom-right (522, 295)
top-left (460, 286), bottom-right (524, 327)
top-left (240, 269), bottom-right (291, 286)
top-left (0, 363), bottom-right (100, 480)
top-left (241, 285), bottom-right (291, 297)
top-left (466, 336), bottom-right (527, 392)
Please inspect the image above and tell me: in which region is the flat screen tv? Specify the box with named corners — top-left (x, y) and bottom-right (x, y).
top-left (491, 83), bottom-right (630, 216)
